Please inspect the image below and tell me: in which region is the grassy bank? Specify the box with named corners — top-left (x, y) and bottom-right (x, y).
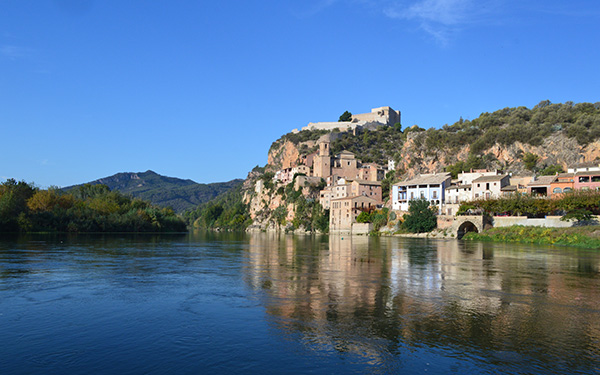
top-left (463, 225), bottom-right (600, 249)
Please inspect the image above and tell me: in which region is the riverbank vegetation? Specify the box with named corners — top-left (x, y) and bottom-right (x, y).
top-left (458, 190), bottom-right (600, 217)
top-left (184, 185), bottom-right (252, 231)
top-left (0, 179), bottom-right (187, 232)
top-left (463, 226), bottom-right (600, 248)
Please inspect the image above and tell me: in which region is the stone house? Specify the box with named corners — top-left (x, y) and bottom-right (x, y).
top-left (329, 195), bottom-right (379, 232)
top-left (472, 175), bottom-right (510, 200)
top-left (444, 184), bottom-right (473, 216)
top-left (358, 163), bottom-right (386, 182)
top-left (350, 180), bottom-right (382, 203)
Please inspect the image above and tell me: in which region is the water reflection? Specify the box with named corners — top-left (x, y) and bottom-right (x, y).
top-left (245, 234), bottom-right (600, 373)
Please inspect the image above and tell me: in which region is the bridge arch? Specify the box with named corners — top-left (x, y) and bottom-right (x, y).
top-left (452, 215), bottom-right (489, 239)
top-left (457, 221), bottom-right (478, 239)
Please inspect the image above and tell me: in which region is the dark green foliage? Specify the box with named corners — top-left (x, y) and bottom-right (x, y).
top-left (539, 164), bottom-right (564, 176)
top-left (356, 211), bottom-right (371, 223)
top-left (339, 111), bottom-right (352, 122)
top-left (522, 153), bottom-right (540, 171)
top-left (0, 179), bottom-right (186, 233)
top-left (561, 209), bottom-right (593, 223)
top-left (459, 190), bottom-right (600, 217)
top-left (463, 225), bottom-right (600, 249)
top-left (381, 171), bottom-right (397, 201)
top-left (185, 185), bottom-right (252, 231)
top-left (0, 179), bottom-right (36, 232)
top-left (445, 154), bottom-right (488, 179)
top-left (269, 129), bottom-right (329, 151)
top-left (419, 101), bottom-right (600, 155)
top-left (330, 125), bottom-right (405, 165)
top-left (371, 208), bottom-right (389, 231)
top-left (272, 205), bottom-right (288, 227)
top-left (64, 170), bottom-right (242, 213)
top-left (402, 199), bottom-right (437, 233)
top-left (290, 196), bottom-right (328, 233)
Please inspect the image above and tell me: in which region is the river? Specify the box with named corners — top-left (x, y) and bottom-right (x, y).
top-left (0, 232), bottom-right (598, 374)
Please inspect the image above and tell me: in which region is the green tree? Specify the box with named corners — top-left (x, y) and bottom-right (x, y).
top-left (402, 199), bottom-right (437, 233)
top-left (539, 164), bottom-right (564, 176)
top-left (522, 152), bottom-right (540, 171)
top-left (272, 205), bottom-right (287, 228)
top-left (338, 111), bottom-right (352, 122)
top-left (356, 211), bottom-right (371, 223)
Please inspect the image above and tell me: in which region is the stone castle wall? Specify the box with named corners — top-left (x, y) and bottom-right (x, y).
top-left (298, 106), bottom-right (401, 133)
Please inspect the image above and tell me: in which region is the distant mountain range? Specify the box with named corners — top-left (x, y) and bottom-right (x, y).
top-left (64, 170), bottom-right (243, 213)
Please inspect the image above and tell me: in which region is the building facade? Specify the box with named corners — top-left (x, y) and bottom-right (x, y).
top-left (329, 195), bottom-right (379, 232)
top-left (391, 173), bottom-right (452, 212)
top-left (472, 175), bottom-right (510, 200)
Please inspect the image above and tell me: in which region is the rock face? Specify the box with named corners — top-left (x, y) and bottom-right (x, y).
top-left (396, 133), bottom-right (596, 177)
top-left (246, 128), bottom-right (600, 231)
top-left (267, 140), bottom-right (301, 170)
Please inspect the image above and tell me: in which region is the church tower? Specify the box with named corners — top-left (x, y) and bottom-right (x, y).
top-left (313, 140), bottom-right (331, 178)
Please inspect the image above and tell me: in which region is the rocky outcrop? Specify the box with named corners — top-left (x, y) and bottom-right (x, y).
top-left (267, 140), bottom-right (300, 170)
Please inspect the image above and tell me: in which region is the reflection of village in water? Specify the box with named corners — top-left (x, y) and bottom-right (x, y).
top-left (244, 234), bottom-right (600, 371)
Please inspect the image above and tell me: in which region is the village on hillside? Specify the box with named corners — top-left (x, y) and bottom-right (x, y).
top-left (259, 106), bottom-right (600, 234)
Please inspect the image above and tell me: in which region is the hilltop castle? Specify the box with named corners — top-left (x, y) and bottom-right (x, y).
top-left (292, 106), bottom-right (401, 133)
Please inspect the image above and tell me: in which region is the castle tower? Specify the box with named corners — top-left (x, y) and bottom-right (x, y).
top-left (313, 140), bottom-right (331, 178)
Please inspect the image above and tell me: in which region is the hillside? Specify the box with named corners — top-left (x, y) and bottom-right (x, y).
top-left (65, 170), bottom-right (243, 213)
top-left (267, 101), bottom-right (600, 178)
top-left (187, 100), bottom-right (600, 233)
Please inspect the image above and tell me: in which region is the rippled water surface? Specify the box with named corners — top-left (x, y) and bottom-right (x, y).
top-left (0, 232), bottom-right (599, 374)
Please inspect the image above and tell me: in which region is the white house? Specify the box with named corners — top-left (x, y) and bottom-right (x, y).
top-left (391, 173), bottom-right (452, 212)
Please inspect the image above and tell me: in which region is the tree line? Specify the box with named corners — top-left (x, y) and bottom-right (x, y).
top-left (0, 179), bottom-right (187, 232)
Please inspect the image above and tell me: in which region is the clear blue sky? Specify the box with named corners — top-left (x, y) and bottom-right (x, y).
top-left (1, 0), bottom-right (599, 187)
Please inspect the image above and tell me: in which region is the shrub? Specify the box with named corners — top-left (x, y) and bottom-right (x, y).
top-left (402, 199), bottom-right (437, 233)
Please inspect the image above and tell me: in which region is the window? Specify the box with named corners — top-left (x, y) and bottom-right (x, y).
top-left (563, 187), bottom-right (573, 193)
top-left (579, 176), bottom-right (590, 183)
top-left (592, 176), bottom-right (600, 182)
top-left (432, 191), bottom-right (438, 199)
top-left (582, 187), bottom-right (590, 191)
top-left (420, 191), bottom-right (425, 199)
top-left (553, 187), bottom-right (562, 194)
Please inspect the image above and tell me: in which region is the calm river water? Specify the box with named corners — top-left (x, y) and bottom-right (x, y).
top-left (0, 232), bottom-right (598, 374)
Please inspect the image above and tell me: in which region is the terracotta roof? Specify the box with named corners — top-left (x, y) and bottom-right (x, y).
top-left (501, 185), bottom-right (518, 191)
top-left (353, 179), bottom-right (382, 186)
top-left (575, 171), bottom-right (600, 176)
top-left (557, 173), bottom-right (574, 178)
top-left (472, 174), bottom-right (509, 183)
top-left (394, 173), bottom-right (451, 186)
top-left (528, 175), bottom-right (557, 186)
top-left (331, 195), bottom-right (380, 202)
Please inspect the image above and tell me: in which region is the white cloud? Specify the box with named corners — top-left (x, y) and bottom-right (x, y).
top-left (384, 0), bottom-right (498, 44)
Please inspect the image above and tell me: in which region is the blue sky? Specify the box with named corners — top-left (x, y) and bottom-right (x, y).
top-left (1, 0), bottom-right (599, 187)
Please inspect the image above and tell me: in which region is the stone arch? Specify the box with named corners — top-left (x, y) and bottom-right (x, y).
top-left (457, 221), bottom-right (479, 239)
